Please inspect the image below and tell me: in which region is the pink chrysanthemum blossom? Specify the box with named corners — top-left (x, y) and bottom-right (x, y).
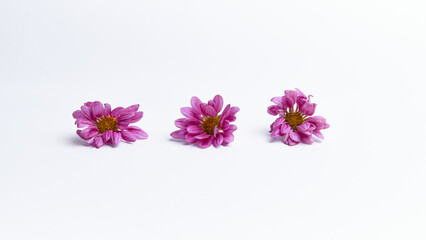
top-left (72, 101), bottom-right (148, 148)
top-left (171, 95), bottom-right (239, 148)
top-left (267, 89), bottom-right (329, 146)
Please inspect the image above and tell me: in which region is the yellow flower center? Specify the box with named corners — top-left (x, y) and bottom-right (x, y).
top-left (284, 111), bottom-right (306, 131)
top-left (201, 116), bottom-right (220, 135)
top-left (96, 116), bottom-right (118, 133)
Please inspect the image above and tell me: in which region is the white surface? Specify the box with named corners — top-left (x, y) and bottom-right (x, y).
top-left (1, 0), bottom-right (426, 239)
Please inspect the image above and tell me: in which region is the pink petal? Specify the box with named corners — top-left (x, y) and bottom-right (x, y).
top-left (224, 124), bottom-right (237, 133)
top-left (198, 137), bottom-right (213, 148)
top-left (81, 106), bottom-right (94, 121)
top-left (125, 104), bottom-right (139, 112)
top-left (212, 139), bottom-right (219, 147)
top-left (117, 110), bottom-right (135, 122)
top-left (127, 126), bottom-right (148, 139)
top-left (324, 122), bottom-right (330, 129)
top-left (194, 133), bottom-right (211, 139)
top-left (220, 104), bottom-right (231, 119)
top-left (111, 132), bottom-right (122, 145)
top-left (111, 107), bottom-right (124, 118)
top-left (77, 127), bottom-right (98, 140)
top-left (280, 123), bottom-right (291, 135)
top-left (187, 125), bottom-right (203, 134)
top-left (184, 118), bottom-right (201, 127)
top-left (93, 136), bottom-right (104, 148)
top-left (297, 122), bottom-right (314, 135)
top-left (102, 130), bottom-right (112, 142)
top-left (130, 111), bottom-right (143, 123)
top-left (295, 88), bottom-right (307, 99)
top-left (215, 133), bottom-right (224, 146)
top-left (204, 105), bottom-right (217, 117)
top-left (230, 106), bottom-right (240, 115)
top-left (283, 90), bottom-right (297, 108)
top-left (117, 123), bottom-right (130, 130)
top-left (295, 88), bottom-right (308, 106)
top-left (104, 103), bottom-right (112, 116)
top-left (174, 118), bottom-right (186, 128)
top-left (223, 133), bottom-right (234, 144)
top-left (121, 131), bottom-right (136, 142)
top-left (190, 96), bottom-right (203, 115)
top-left (91, 101), bottom-right (104, 119)
top-left (181, 107), bottom-right (197, 119)
top-left (267, 105), bottom-right (280, 116)
top-left (213, 126), bottom-right (219, 137)
top-left (300, 134), bottom-right (314, 144)
top-left (270, 128), bottom-right (281, 137)
top-left (208, 100), bottom-right (215, 108)
top-left (222, 106), bottom-right (239, 122)
top-left (72, 110), bottom-right (85, 119)
top-left (271, 96), bottom-right (283, 106)
top-left (289, 130), bottom-right (301, 142)
top-left (272, 117), bottom-right (285, 128)
top-left (227, 115), bottom-right (237, 122)
top-left (171, 130), bottom-right (186, 139)
top-left (220, 120), bottom-right (229, 129)
top-left (306, 116), bottom-right (330, 130)
top-left (185, 134), bottom-right (198, 143)
top-left (213, 95), bottom-right (224, 113)
top-left (223, 119), bottom-right (232, 129)
top-left (313, 131), bottom-right (324, 139)
top-left (300, 102), bottom-right (317, 116)
top-left (84, 102), bottom-right (94, 107)
top-left (283, 134), bottom-right (298, 146)
top-left (200, 103), bottom-right (208, 116)
top-left (76, 119), bottom-right (96, 128)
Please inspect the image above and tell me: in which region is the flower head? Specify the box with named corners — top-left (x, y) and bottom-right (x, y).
top-left (267, 88), bottom-right (329, 146)
top-left (73, 101), bottom-right (148, 148)
top-left (171, 95), bottom-right (239, 148)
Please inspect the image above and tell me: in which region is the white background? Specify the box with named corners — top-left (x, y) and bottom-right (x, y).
top-left (1, 0), bottom-right (425, 239)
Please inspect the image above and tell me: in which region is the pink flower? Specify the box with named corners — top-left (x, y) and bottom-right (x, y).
top-left (72, 101), bottom-right (148, 148)
top-left (171, 95), bottom-right (239, 148)
top-left (267, 89), bottom-right (329, 146)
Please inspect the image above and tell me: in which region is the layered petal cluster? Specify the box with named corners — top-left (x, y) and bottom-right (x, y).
top-left (267, 89), bottom-right (329, 146)
top-left (171, 95), bottom-right (239, 148)
top-left (73, 101), bottom-right (148, 148)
